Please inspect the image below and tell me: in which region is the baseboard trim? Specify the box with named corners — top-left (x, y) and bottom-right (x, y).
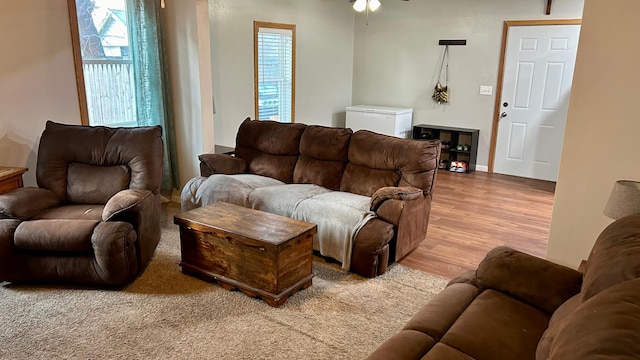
top-left (475, 165), bottom-right (489, 172)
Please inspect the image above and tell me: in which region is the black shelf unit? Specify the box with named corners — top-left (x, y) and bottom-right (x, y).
top-left (413, 124), bottom-right (479, 173)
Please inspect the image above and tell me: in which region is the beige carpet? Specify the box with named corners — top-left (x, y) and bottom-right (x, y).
top-left (0, 212), bottom-right (449, 359)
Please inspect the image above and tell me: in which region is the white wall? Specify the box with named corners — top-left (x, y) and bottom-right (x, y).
top-left (208, 0), bottom-right (355, 146)
top-left (351, 0), bottom-right (584, 170)
top-left (164, 0), bottom-right (215, 189)
top-left (546, 0), bottom-right (640, 268)
top-left (0, 0), bottom-right (81, 186)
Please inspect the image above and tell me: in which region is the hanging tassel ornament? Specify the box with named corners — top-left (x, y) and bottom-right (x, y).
top-left (432, 82), bottom-right (448, 104)
top-left (432, 45), bottom-right (450, 104)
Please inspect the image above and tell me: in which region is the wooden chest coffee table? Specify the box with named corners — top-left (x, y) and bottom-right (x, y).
top-left (174, 202), bottom-right (317, 307)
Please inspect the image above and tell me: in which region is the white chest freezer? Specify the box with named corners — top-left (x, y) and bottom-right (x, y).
top-left (345, 105), bottom-right (413, 138)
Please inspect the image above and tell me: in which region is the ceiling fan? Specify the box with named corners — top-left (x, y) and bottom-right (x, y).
top-left (349, 0), bottom-right (410, 12)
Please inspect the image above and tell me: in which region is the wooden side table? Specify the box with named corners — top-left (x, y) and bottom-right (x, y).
top-left (214, 144), bottom-right (235, 155)
top-left (0, 167), bottom-right (28, 195)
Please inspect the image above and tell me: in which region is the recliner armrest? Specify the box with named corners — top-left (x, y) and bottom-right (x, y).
top-left (102, 189), bottom-right (154, 221)
top-left (476, 246), bottom-right (583, 314)
top-left (370, 186), bottom-right (422, 212)
top-left (198, 153), bottom-right (247, 177)
top-left (0, 187), bottom-right (60, 219)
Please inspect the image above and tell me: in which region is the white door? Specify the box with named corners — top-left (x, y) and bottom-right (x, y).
top-left (494, 24), bottom-right (580, 181)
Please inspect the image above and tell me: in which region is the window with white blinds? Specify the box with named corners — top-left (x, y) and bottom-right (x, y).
top-left (254, 22), bottom-right (296, 123)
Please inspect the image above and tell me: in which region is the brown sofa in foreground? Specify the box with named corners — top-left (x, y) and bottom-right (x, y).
top-left (0, 121), bottom-right (164, 286)
top-left (181, 118), bottom-right (440, 278)
top-left (368, 214), bottom-right (640, 359)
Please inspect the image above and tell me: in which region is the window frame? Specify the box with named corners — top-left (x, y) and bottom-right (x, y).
top-left (253, 21), bottom-right (296, 123)
top-left (67, 0), bottom-right (90, 125)
top-left (67, 0), bottom-right (138, 127)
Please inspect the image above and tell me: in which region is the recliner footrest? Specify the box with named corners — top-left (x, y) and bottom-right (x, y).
top-left (14, 219), bottom-right (100, 252)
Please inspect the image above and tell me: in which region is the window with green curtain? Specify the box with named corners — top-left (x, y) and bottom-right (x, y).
top-left (69, 0), bottom-right (178, 193)
top-left (254, 22), bottom-right (296, 123)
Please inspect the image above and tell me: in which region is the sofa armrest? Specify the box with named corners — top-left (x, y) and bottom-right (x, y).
top-left (102, 189), bottom-right (154, 221)
top-left (370, 186), bottom-right (423, 212)
top-left (476, 246), bottom-right (583, 314)
top-left (446, 269), bottom-right (478, 287)
top-left (91, 221), bottom-right (138, 284)
top-left (0, 187), bottom-right (60, 219)
top-left (372, 188), bottom-right (431, 261)
top-left (198, 153), bottom-right (247, 177)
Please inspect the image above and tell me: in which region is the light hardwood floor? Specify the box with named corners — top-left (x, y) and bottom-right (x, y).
top-left (400, 170), bottom-right (555, 279)
top-left (167, 170), bottom-right (554, 280)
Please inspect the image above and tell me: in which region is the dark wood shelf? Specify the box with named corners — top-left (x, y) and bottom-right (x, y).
top-left (413, 124), bottom-right (479, 173)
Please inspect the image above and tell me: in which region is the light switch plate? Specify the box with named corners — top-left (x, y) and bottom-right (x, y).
top-left (479, 85), bottom-right (493, 96)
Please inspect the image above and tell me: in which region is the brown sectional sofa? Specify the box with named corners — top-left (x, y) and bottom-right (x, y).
top-left (181, 118), bottom-right (440, 278)
top-left (367, 214), bottom-right (640, 359)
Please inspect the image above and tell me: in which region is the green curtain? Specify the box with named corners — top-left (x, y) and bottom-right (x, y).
top-left (127, 0), bottom-right (178, 193)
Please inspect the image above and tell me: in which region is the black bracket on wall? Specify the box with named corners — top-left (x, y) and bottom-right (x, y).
top-left (439, 40), bottom-right (467, 46)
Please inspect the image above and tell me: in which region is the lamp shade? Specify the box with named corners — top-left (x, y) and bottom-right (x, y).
top-left (603, 180), bottom-right (640, 220)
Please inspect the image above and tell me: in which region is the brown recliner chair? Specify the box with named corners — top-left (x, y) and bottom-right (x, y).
top-left (0, 121), bottom-right (163, 286)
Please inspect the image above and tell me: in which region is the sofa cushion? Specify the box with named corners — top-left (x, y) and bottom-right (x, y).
top-left (180, 174), bottom-right (284, 211)
top-left (247, 152), bottom-right (300, 184)
top-left (548, 278), bottom-right (640, 360)
top-left (247, 184), bottom-right (330, 218)
top-left (403, 283), bottom-right (480, 341)
top-left (294, 156), bottom-right (346, 191)
top-left (366, 330), bottom-right (436, 360)
top-left (67, 163), bottom-right (130, 204)
top-left (440, 289), bottom-right (549, 360)
top-left (476, 246), bottom-right (582, 314)
top-left (340, 130), bottom-right (439, 197)
top-left (32, 204), bottom-right (105, 221)
top-left (298, 125), bottom-right (352, 161)
top-left (421, 343), bottom-right (475, 360)
top-left (14, 219), bottom-right (99, 252)
top-left (234, 118), bottom-right (306, 183)
top-left (293, 125), bottom-right (352, 190)
top-left (37, 121), bottom-right (163, 201)
top-left (341, 164), bottom-right (401, 197)
top-left (536, 294), bottom-right (581, 360)
top-left (581, 214), bottom-right (640, 302)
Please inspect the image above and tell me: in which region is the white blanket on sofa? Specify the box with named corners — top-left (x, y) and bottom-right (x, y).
top-left (181, 175), bottom-right (375, 270)
top-left (181, 174), bottom-right (284, 211)
top-left (290, 191), bottom-right (375, 270)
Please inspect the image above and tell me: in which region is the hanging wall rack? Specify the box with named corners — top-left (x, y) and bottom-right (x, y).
top-left (438, 40), bottom-right (467, 46)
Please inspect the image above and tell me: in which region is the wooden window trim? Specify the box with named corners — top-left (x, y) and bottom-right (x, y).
top-left (67, 0), bottom-right (90, 125)
top-left (253, 21), bottom-right (296, 123)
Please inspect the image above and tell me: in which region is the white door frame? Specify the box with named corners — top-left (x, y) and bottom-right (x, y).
top-left (488, 19), bottom-right (582, 174)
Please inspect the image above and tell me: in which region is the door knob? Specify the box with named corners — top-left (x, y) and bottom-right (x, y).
top-left (500, 112), bottom-right (508, 118)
